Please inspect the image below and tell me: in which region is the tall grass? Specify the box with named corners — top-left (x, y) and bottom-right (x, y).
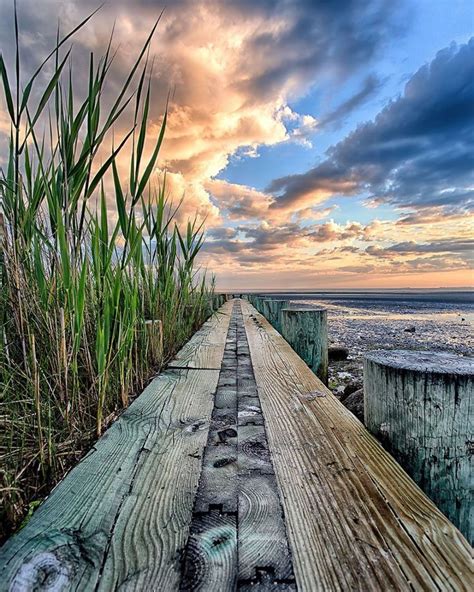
top-left (0, 9), bottom-right (214, 540)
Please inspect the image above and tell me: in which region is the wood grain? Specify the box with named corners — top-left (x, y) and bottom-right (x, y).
top-left (181, 302), bottom-right (295, 590)
top-left (364, 350), bottom-right (473, 544)
top-left (280, 307), bottom-right (328, 384)
top-left (170, 300), bottom-right (233, 369)
top-left (0, 304), bottom-right (232, 591)
top-left (180, 512), bottom-right (237, 592)
top-left (261, 299), bottom-right (290, 334)
top-left (241, 299), bottom-right (473, 592)
top-left (235, 304), bottom-right (295, 587)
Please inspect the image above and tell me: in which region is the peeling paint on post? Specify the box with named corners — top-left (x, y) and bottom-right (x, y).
top-left (281, 307), bottom-right (328, 384)
top-left (364, 349), bottom-right (474, 544)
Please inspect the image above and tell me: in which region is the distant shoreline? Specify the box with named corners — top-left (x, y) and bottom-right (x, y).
top-left (223, 287), bottom-right (474, 293)
top-left (228, 290), bottom-right (474, 306)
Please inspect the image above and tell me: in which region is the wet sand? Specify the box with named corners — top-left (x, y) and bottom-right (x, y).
top-left (300, 295), bottom-right (474, 397)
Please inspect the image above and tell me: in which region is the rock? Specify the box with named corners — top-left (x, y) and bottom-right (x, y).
top-left (328, 345), bottom-right (349, 361)
top-left (404, 326), bottom-right (416, 333)
top-left (341, 381), bottom-right (363, 401)
top-left (343, 387), bottom-right (364, 421)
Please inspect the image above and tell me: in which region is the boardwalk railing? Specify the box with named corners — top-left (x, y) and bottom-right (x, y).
top-left (0, 299), bottom-right (471, 591)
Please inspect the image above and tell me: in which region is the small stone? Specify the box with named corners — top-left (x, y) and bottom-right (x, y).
top-left (343, 388), bottom-right (364, 421)
top-left (404, 326), bottom-right (416, 333)
top-left (342, 381), bottom-right (363, 401)
top-left (328, 345), bottom-right (349, 361)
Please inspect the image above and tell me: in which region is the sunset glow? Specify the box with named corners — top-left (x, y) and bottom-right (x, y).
top-left (1, 0), bottom-right (472, 289)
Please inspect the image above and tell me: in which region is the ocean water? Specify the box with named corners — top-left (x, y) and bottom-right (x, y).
top-left (261, 290), bottom-right (474, 395)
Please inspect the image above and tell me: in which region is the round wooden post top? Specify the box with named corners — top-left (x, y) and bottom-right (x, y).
top-left (365, 350), bottom-right (473, 375)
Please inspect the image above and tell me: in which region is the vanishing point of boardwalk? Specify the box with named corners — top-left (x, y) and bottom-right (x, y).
top-left (0, 300), bottom-right (472, 591)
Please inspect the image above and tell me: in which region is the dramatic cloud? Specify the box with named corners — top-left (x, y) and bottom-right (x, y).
top-left (1, 1), bottom-right (471, 288)
top-left (206, 179), bottom-right (272, 221)
top-left (0, 0), bottom-right (401, 225)
top-left (318, 74), bottom-right (383, 129)
top-left (367, 239), bottom-right (474, 266)
top-left (270, 39), bottom-right (474, 214)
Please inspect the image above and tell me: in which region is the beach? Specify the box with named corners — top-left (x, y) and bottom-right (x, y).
top-left (265, 291), bottom-right (474, 414)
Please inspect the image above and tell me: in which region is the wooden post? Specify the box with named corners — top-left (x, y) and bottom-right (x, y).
top-left (254, 296), bottom-right (265, 314)
top-left (262, 299), bottom-right (273, 321)
top-left (281, 307), bottom-right (328, 384)
top-left (364, 350), bottom-right (473, 544)
top-left (262, 299), bottom-right (290, 334)
top-left (145, 319), bottom-right (163, 365)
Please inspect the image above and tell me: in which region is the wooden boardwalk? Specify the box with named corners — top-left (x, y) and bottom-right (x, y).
top-left (0, 299), bottom-right (472, 591)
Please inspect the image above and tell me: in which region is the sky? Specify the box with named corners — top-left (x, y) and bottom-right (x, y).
top-left (0, 0), bottom-right (473, 289)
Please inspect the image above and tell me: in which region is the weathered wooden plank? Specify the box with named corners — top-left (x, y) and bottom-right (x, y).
top-left (180, 306), bottom-right (239, 589)
top-left (170, 300), bottom-right (233, 369)
top-left (0, 304), bottom-right (233, 591)
top-left (238, 473), bottom-right (296, 587)
top-left (181, 302), bottom-right (296, 591)
top-left (0, 369), bottom-right (221, 591)
top-left (95, 371), bottom-right (225, 592)
top-left (179, 512), bottom-right (237, 592)
top-left (235, 304), bottom-right (295, 588)
top-left (241, 300), bottom-right (473, 592)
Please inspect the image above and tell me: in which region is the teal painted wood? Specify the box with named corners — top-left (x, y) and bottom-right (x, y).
top-left (262, 299), bottom-right (273, 321)
top-left (254, 297), bottom-right (265, 314)
top-left (0, 369), bottom-right (221, 591)
top-left (281, 307), bottom-right (328, 384)
top-left (364, 350), bottom-right (474, 545)
top-left (264, 300), bottom-right (290, 334)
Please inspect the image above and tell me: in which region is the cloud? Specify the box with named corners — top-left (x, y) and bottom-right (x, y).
top-left (395, 206), bottom-right (473, 225)
top-left (269, 39), bottom-right (474, 215)
top-left (0, 0), bottom-right (402, 227)
top-left (206, 178), bottom-right (338, 224)
top-left (268, 160), bottom-right (361, 213)
top-left (367, 239), bottom-right (474, 259)
top-left (309, 221), bottom-right (367, 243)
top-left (203, 219), bottom-right (370, 262)
top-left (3, 0), bottom-right (470, 288)
top-left (319, 74), bottom-right (383, 129)
top-left (205, 179), bottom-right (272, 220)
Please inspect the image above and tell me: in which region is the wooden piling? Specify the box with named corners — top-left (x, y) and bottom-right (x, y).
top-left (2, 301), bottom-right (472, 590)
top-left (364, 349), bottom-right (473, 544)
top-left (281, 307), bottom-right (328, 384)
top-left (261, 299), bottom-right (273, 321)
top-left (261, 299), bottom-right (290, 334)
top-left (254, 296), bottom-right (265, 314)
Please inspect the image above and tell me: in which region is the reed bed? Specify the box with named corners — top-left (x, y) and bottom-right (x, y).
top-left (0, 10), bottom-right (214, 540)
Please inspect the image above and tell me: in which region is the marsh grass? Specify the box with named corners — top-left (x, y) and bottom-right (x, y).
top-left (0, 7), bottom-right (214, 540)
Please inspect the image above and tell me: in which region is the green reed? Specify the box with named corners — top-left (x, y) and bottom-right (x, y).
top-left (0, 8), bottom-right (214, 539)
